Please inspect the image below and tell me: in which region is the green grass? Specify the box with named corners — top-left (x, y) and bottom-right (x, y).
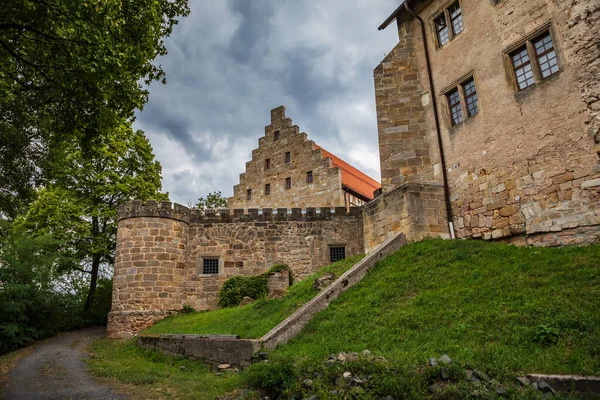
top-left (87, 339), bottom-right (246, 400)
top-left (89, 240), bottom-right (600, 399)
top-left (272, 239), bottom-right (600, 378)
top-left (145, 255), bottom-right (364, 338)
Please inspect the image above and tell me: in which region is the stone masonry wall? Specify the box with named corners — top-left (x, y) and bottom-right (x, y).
top-left (229, 106), bottom-right (345, 209)
top-left (376, 0), bottom-right (600, 246)
top-left (108, 201), bottom-right (364, 338)
top-left (362, 182), bottom-right (449, 253)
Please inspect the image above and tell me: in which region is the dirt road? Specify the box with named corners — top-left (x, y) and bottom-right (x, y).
top-left (0, 327), bottom-right (126, 400)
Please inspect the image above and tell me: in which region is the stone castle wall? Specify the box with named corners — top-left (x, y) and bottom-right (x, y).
top-left (375, 0), bottom-right (600, 245)
top-left (108, 201), bottom-right (364, 338)
top-left (229, 106), bottom-right (345, 209)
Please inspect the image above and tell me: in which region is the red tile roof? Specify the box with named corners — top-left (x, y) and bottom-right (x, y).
top-left (314, 145), bottom-right (381, 201)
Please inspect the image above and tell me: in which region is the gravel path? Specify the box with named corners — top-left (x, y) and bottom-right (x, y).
top-left (1, 326), bottom-right (127, 400)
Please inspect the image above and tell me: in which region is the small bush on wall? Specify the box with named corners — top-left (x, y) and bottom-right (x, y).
top-left (218, 264), bottom-right (292, 307)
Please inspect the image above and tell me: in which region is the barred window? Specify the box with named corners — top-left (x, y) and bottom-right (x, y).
top-left (448, 89), bottom-right (462, 126)
top-left (449, 2), bottom-right (463, 36)
top-left (285, 177), bottom-right (291, 189)
top-left (265, 158), bottom-right (271, 169)
top-left (246, 189), bottom-right (252, 200)
top-left (202, 258), bottom-right (219, 275)
top-left (534, 33), bottom-right (559, 79)
top-left (285, 151), bottom-right (291, 163)
top-left (307, 171), bottom-right (313, 183)
top-left (511, 47), bottom-right (534, 90)
top-left (463, 78), bottom-right (479, 117)
top-left (435, 14), bottom-right (449, 47)
top-left (330, 246), bottom-right (346, 263)
top-left (265, 183), bottom-right (270, 195)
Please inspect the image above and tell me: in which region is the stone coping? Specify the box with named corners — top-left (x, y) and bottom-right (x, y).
top-left (118, 200), bottom-right (362, 223)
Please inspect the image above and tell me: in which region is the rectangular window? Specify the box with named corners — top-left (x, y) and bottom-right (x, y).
top-left (435, 14), bottom-right (449, 46)
top-left (285, 177), bottom-right (291, 189)
top-left (463, 78), bottom-right (479, 117)
top-left (285, 151), bottom-right (291, 163)
top-left (246, 189), bottom-right (252, 200)
top-left (265, 183), bottom-right (270, 195)
top-left (449, 2), bottom-right (463, 36)
top-left (330, 246), bottom-right (346, 263)
top-left (511, 46), bottom-right (535, 90)
top-left (307, 171), bottom-right (313, 183)
top-left (265, 158), bottom-right (271, 169)
top-left (273, 130), bottom-right (280, 141)
top-left (448, 89), bottom-right (462, 126)
top-left (534, 33), bottom-right (559, 79)
top-left (202, 258), bottom-right (219, 275)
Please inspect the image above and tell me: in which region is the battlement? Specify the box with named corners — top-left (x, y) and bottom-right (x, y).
top-left (118, 200), bottom-right (363, 224)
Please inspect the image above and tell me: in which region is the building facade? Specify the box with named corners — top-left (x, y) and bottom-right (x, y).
top-left (228, 106), bottom-right (381, 210)
top-left (375, 0), bottom-right (600, 246)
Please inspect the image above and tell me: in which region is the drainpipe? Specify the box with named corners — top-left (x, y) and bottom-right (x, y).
top-left (403, 1), bottom-right (455, 239)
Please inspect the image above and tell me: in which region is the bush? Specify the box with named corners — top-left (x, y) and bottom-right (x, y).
top-left (218, 264), bottom-right (292, 307)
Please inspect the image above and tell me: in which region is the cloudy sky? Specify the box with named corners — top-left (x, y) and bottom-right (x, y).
top-left (135, 0), bottom-right (400, 204)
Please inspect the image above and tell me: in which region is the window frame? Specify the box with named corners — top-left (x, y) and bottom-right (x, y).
top-left (246, 189), bottom-right (252, 200)
top-left (265, 158), bottom-right (271, 170)
top-left (504, 24), bottom-right (561, 93)
top-left (284, 151), bottom-right (291, 164)
top-left (441, 73), bottom-right (479, 128)
top-left (306, 171), bottom-right (313, 184)
top-left (273, 130), bottom-right (280, 141)
top-left (285, 177), bottom-right (291, 190)
top-left (265, 183), bottom-right (270, 195)
top-left (432, 1), bottom-right (464, 48)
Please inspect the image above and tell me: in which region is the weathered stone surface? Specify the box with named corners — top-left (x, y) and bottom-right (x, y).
top-left (314, 272), bottom-right (336, 291)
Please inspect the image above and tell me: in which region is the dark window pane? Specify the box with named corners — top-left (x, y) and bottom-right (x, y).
top-left (511, 47), bottom-right (534, 90)
top-left (307, 171), bottom-right (313, 183)
top-left (202, 258), bottom-right (219, 275)
top-left (285, 177), bottom-right (291, 189)
top-left (265, 184), bottom-right (270, 195)
top-left (246, 189), bottom-right (252, 200)
top-left (330, 247), bottom-right (346, 263)
top-left (435, 14), bottom-right (449, 46)
top-left (463, 79), bottom-right (479, 117)
top-left (534, 33), bottom-right (559, 79)
top-left (285, 152), bottom-right (291, 163)
top-left (448, 89), bottom-right (462, 125)
top-left (274, 130), bottom-right (280, 140)
top-left (265, 158), bottom-right (271, 169)
top-left (449, 3), bottom-right (463, 35)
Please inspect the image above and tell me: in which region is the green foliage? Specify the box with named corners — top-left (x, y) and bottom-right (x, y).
top-left (181, 304), bottom-right (196, 314)
top-left (195, 191), bottom-right (228, 210)
top-left (218, 264), bottom-right (295, 308)
top-left (0, 0), bottom-right (189, 219)
top-left (17, 122), bottom-right (167, 313)
top-left (244, 358), bottom-right (297, 398)
top-left (532, 324), bottom-right (561, 346)
top-left (146, 256), bottom-right (362, 338)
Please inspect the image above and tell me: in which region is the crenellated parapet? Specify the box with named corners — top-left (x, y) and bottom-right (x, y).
top-left (117, 200), bottom-right (362, 224)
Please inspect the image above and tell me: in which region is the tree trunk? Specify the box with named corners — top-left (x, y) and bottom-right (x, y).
top-left (83, 216), bottom-right (100, 314)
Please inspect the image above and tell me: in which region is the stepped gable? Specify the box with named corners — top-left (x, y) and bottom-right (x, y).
top-left (314, 144), bottom-right (381, 201)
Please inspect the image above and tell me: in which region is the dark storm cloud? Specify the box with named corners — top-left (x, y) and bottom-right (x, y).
top-left (135, 0), bottom-right (400, 204)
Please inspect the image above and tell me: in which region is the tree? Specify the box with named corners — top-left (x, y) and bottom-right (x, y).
top-left (196, 191), bottom-right (228, 210)
top-left (0, 0), bottom-right (189, 218)
top-left (18, 122), bottom-right (167, 313)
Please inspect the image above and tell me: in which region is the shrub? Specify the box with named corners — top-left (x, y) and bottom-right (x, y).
top-left (532, 324), bottom-right (561, 345)
top-left (218, 264), bottom-right (292, 307)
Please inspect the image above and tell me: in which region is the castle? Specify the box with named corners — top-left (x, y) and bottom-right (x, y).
top-left (107, 0), bottom-right (599, 339)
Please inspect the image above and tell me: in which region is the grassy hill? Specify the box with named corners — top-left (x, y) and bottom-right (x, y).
top-left (88, 239), bottom-right (600, 399)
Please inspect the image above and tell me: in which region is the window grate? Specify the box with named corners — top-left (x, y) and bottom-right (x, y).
top-left (463, 79), bottom-right (479, 117)
top-left (202, 258), bottom-right (219, 275)
top-left (265, 158), bottom-right (271, 169)
top-left (448, 89), bottom-right (462, 125)
top-left (285, 177), bottom-right (291, 189)
top-left (285, 151), bottom-right (291, 163)
top-left (246, 189), bottom-right (252, 200)
top-left (330, 247), bottom-right (346, 263)
top-left (511, 46), bottom-right (535, 90)
top-left (265, 183), bottom-right (270, 195)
